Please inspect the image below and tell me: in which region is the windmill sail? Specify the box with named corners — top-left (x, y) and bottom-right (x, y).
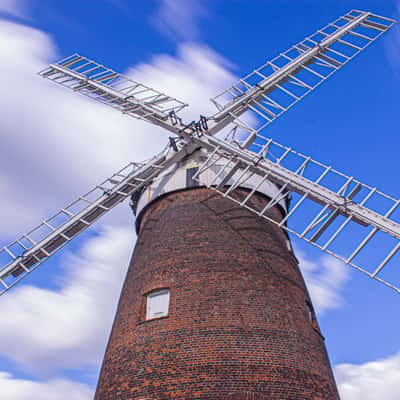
top-left (208, 10), bottom-right (395, 148)
top-left (2, 9), bottom-right (398, 298)
top-left (39, 54), bottom-right (188, 134)
top-left (193, 134), bottom-right (400, 294)
top-left (0, 143), bottom-right (189, 295)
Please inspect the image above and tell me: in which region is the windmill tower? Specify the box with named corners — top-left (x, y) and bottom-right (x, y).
top-left (0, 9), bottom-right (398, 400)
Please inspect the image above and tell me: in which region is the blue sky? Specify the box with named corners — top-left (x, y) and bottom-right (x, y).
top-left (0, 0), bottom-right (399, 399)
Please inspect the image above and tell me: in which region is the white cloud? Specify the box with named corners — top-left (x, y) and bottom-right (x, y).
top-left (0, 19), bottom-right (236, 241)
top-left (0, 225), bottom-right (133, 374)
top-left (152, 0), bottom-right (209, 41)
top-left (385, 1), bottom-right (400, 78)
top-left (296, 246), bottom-right (349, 315)
top-left (0, 372), bottom-right (93, 400)
top-left (0, 19), bottom-right (162, 239)
top-left (0, 0), bottom-right (27, 18)
top-left (335, 352), bottom-right (400, 400)
top-left (0, 11), bottom-right (360, 397)
top-left (131, 44), bottom-right (235, 120)
top-left (0, 15), bottom-right (238, 393)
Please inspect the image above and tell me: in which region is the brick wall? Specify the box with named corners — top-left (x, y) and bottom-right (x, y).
top-left (94, 188), bottom-right (340, 400)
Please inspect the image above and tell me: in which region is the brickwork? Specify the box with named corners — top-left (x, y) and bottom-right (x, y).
top-left (95, 188), bottom-right (340, 400)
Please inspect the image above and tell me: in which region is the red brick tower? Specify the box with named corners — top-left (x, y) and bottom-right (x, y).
top-left (95, 153), bottom-right (340, 400)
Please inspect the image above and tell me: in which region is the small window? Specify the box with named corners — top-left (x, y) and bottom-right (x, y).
top-left (186, 167), bottom-right (199, 188)
top-left (146, 289), bottom-right (170, 320)
top-left (306, 300), bottom-right (315, 323)
top-left (285, 237), bottom-right (292, 251)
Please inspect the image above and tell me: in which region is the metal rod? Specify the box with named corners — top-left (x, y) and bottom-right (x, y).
top-left (372, 242), bottom-right (400, 277)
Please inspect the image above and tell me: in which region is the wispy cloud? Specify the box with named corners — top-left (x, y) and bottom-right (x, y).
top-left (385, 1), bottom-right (400, 78)
top-left (335, 352), bottom-right (400, 400)
top-left (152, 0), bottom-right (209, 42)
top-left (0, 225), bottom-right (133, 374)
top-left (0, 0), bottom-right (28, 19)
top-left (0, 372), bottom-right (92, 400)
top-left (296, 246), bottom-right (349, 315)
top-left (0, 16), bottom-right (238, 395)
top-left (0, 17), bottom-right (235, 241)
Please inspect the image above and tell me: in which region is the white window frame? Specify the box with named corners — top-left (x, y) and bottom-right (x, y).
top-left (285, 236), bottom-right (292, 251)
top-left (306, 300), bottom-right (315, 323)
top-left (146, 289), bottom-right (170, 320)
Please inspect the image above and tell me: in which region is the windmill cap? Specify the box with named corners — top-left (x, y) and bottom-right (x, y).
top-left (132, 149), bottom-right (288, 230)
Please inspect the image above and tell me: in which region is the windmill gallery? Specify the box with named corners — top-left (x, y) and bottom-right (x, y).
top-left (0, 9), bottom-right (398, 400)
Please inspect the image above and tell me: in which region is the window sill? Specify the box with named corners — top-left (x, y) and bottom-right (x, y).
top-left (138, 315), bottom-right (169, 325)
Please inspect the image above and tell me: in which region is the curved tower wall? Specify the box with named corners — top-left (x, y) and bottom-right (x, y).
top-left (94, 152), bottom-right (339, 400)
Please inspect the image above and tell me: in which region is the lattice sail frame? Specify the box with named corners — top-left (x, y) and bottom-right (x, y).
top-left (39, 54), bottom-right (187, 134)
top-left (209, 10), bottom-right (395, 149)
top-left (0, 141), bottom-right (193, 295)
top-left (1, 9), bottom-right (398, 296)
top-left (191, 134), bottom-right (400, 294)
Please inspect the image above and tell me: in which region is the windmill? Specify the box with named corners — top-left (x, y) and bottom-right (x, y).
top-left (0, 8), bottom-right (398, 399)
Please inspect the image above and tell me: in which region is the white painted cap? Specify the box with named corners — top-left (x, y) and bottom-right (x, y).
top-left (134, 149), bottom-right (288, 219)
